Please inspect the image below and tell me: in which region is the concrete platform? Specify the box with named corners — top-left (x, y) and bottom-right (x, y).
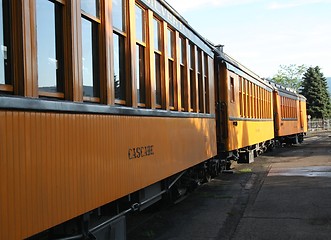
top-left (127, 131), bottom-right (331, 240)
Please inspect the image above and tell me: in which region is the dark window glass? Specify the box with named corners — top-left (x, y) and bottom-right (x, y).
top-left (0, 0), bottom-right (10, 85)
top-left (155, 53), bottom-right (161, 106)
top-left (136, 45), bottom-right (145, 104)
top-left (113, 33), bottom-right (126, 101)
top-left (180, 37), bottom-right (185, 65)
top-left (190, 70), bottom-right (194, 110)
top-left (113, 0), bottom-right (125, 31)
top-left (135, 5), bottom-right (145, 43)
top-left (36, 0), bottom-right (64, 94)
top-left (135, 4), bottom-right (146, 105)
top-left (179, 37), bottom-right (186, 110)
top-left (82, 17), bottom-right (99, 98)
top-left (169, 60), bottom-right (174, 107)
top-left (168, 29), bottom-right (175, 108)
top-left (81, 0), bottom-right (99, 18)
top-left (204, 54), bottom-right (209, 113)
top-left (167, 29), bottom-right (174, 58)
top-left (180, 65), bottom-right (185, 110)
top-left (230, 77), bottom-right (235, 102)
top-left (153, 18), bottom-right (160, 51)
top-left (153, 17), bottom-right (162, 107)
top-left (197, 50), bottom-right (203, 112)
top-left (190, 45), bottom-right (195, 69)
top-left (0, 0), bottom-right (3, 84)
top-left (187, 44), bottom-right (191, 68)
top-left (189, 43), bottom-right (195, 111)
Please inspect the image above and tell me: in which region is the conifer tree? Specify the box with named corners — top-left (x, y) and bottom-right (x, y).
top-left (300, 66), bottom-right (331, 119)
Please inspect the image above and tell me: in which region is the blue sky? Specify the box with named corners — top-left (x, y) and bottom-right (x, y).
top-left (166, 0), bottom-right (331, 78)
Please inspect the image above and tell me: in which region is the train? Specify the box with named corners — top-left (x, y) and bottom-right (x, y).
top-left (0, 0), bottom-right (307, 239)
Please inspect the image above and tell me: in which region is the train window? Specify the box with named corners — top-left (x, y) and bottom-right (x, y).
top-left (247, 81), bottom-right (252, 118)
top-left (36, 0), bottom-right (64, 98)
top-left (81, 1), bottom-right (100, 101)
top-left (196, 50), bottom-right (202, 112)
top-left (253, 84), bottom-right (256, 118)
top-left (281, 96), bottom-right (284, 117)
top-left (197, 50), bottom-right (203, 112)
top-left (239, 77), bottom-right (243, 117)
top-left (81, 0), bottom-right (99, 18)
top-left (256, 86), bottom-right (259, 118)
top-left (179, 37), bottom-right (186, 111)
top-left (263, 89), bottom-right (266, 118)
top-left (135, 4), bottom-right (146, 106)
top-left (251, 83), bottom-right (254, 118)
top-left (153, 17), bottom-right (162, 108)
top-left (167, 28), bottom-right (175, 109)
top-left (230, 77), bottom-right (235, 103)
top-left (252, 84), bottom-right (255, 118)
top-left (112, 0), bottom-right (125, 32)
top-left (259, 87), bottom-right (263, 119)
top-left (0, 0), bottom-right (12, 91)
top-left (113, 0), bottom-right (127, 103)
top-left (167, 29), bottom-right (174, 58)
top-left (113, 34), bottom-right (126, 102)
top-left (188, 43), bottom-right (196, 112)
top-left (243, 79), bottom-right (247, 118)
top-left (204, 54), bottom-right (210, 113)
top-left (153, 18), bottom-right (161, 51)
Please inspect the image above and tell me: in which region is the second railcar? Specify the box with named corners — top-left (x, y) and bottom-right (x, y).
top-left (214, 48), bottom-right (274, 163)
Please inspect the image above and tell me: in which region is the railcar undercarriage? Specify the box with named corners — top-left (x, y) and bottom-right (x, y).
top-left (27, 157), bottom-right (226, 240)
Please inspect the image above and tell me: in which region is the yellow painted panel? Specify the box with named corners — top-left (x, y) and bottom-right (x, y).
top-left (227, 120), bottom-right (274, 151)
top-left (0, 110), bottom-right (216, 239)
top-left (300, 100), bottom-right (308, 132)
top-left (278, 118), bottom-right (305, 136)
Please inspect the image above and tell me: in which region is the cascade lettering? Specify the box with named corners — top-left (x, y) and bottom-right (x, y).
top-left (128, 145), bottom-right (154, 159)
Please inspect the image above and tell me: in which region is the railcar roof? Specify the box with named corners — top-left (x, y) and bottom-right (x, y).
top-left (144, 0), bottom-right (214, 56)
top-left (213, 48), bottom-right (273, 90)
top-left (268, 80), bottom-right (307, 100)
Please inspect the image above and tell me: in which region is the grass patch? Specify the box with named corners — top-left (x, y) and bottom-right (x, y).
top-left (238, 168), bottom-right (252, 173)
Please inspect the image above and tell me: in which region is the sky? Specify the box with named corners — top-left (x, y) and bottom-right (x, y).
top-left (166, 0), bottom-right (331, 78)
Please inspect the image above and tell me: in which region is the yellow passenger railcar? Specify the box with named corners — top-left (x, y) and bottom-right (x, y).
top-left (215, 48), bottom-right (274, 163)
top-left (272, 84), bottom-right (307, 143)
top-left (0, 0), bottom-right (218, 239)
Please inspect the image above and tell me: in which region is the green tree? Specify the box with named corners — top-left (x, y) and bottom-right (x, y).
top-left (300, 66), bottom-right (331, 119)
top-left (272, 64), bottom-right (307, 91)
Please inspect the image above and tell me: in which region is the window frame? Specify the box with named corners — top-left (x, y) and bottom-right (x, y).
top-left (179, 36), bottom-right (187, 112)
top-left (135, 3), bottom-right (147, 107)
top-left (153, 16), bottom-right (163, 109)
top-left (0, 0), bottom-right (13, 93)
top-left (230, 76), bottom-right (235, 103)
top-left (112, 0), bottom-right (128, 105)
top-left (188, 42), bottom-right (196, 112)
top-left (81, 0), bottom-right (101, 103)
top-left (167, 27), bottom-right (176, 110)
top-left (36, 0), bottom-right (65, 99)
top-left (203, 53), bottom-right (210, 114)
top-left (197, 49), bottom-right (204, 112)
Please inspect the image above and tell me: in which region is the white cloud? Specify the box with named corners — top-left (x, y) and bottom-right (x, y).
top-left (267, 0), bottom-right (331, 9)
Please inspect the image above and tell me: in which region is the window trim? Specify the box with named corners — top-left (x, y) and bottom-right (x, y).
top-left (36, 0), bottom-right (65, 98)
top-left (135, 3), bottom-right (147, 107)
top-left (81, 2), bottom-right (101, 102)
top-left (0, 84), bottom-right (13, 92)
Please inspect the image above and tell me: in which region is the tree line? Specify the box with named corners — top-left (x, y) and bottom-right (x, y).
top-left (271, 64), bottom-right (331, 119)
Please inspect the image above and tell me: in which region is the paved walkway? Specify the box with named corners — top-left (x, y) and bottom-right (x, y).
top-left (233, 133), bottom-right (331, 240)
top-left (128, 132), bottom-right (331, 240)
